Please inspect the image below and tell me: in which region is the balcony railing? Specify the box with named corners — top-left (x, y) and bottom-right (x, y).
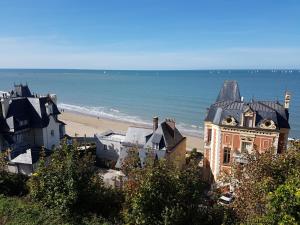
top-left (233, 152), bottom-right (248, 164)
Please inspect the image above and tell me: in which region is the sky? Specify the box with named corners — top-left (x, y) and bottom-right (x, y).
top-left (0, 0), bottom-right (299, 69)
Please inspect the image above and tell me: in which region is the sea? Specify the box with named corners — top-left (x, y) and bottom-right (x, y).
top-left (0, 69), bottom-right (299, 138)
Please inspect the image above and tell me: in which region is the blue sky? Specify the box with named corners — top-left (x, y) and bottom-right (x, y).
top-left (0, 0), bottom-right (299, 69)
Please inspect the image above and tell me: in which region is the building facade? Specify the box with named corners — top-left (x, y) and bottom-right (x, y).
top-left (0, 84), bottom-right (65, 175)
top-left (203, 81), bottom-right (290, 182)
top-left (95, 117), bottom-right (186, 169)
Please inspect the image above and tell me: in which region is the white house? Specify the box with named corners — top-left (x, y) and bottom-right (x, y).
top-left (95, 117), bottom-right (186, 169)
top-left (0, 84), bottom-right (65, 175)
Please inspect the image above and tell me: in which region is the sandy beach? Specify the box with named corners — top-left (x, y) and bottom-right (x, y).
top-left (59, 111), bottom-right (203, 151)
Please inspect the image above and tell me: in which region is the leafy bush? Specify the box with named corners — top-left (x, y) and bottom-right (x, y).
top-left (28, 140), bottom-right (123, 220)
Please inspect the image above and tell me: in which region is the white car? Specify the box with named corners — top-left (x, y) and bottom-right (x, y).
top-left (218, 192), bottom-right (234, 205)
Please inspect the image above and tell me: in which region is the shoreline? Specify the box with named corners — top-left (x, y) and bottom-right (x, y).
top-left (58, 103), bottom-right (203, 138)
top-left (59, 111), bottom-right (204, 151)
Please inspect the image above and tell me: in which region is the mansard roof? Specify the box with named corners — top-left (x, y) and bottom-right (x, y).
top-left (11, 84), bottom-right (33, 98)
top-left (205, 81), bottom-right (290, 130)
top-left (216, 80), bottom-right (241, 102)
top-left (1, 85), bottom-right (61, 133)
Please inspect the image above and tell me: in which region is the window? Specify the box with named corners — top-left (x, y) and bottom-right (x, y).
top-left (207, 129), bottom-right (212, 143)
top-left (103, 145), bottom-right (107, 150)
top-left (241, 142), bottom-right (252, 153)
top-left (223, 147), bottom-right (231, 164)
top-left (244, 116), bottom-right (253, 127)
top-left (50, 130), bottom-right (54, 136)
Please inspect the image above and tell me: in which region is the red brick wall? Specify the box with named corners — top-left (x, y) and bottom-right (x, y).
top-left (254, 135), bottom-right (274, 153)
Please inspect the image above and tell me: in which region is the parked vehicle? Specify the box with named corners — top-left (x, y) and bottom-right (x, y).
top-left (218, 192), bottom-right (235, 205)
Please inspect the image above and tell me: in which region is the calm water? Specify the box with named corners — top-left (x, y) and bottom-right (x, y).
top-left (0, 69), bottom-right (299, 138)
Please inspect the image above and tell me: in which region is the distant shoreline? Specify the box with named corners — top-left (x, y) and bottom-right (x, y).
top-left (58, 104), bottom-right (203, 138)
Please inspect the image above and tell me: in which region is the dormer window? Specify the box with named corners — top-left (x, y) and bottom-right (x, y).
top-left (260, 119), bottom-right (276, 130)
top-left (242, 108), bottom-right (255, 128)
top-left (222, 116), bottom-right (237, 126)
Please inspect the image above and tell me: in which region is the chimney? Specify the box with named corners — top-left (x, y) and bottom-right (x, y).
top-left (153, 116), bottom-right (159, 132)
top-left (284, 91), bottom-right (291, 109)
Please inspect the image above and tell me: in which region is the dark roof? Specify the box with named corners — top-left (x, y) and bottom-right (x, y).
top-left (205, 81), bottom-right (290, 130)
top-left (5, 97), bottom-right (60, 131)
top-left (216, 80), bottom-right (241, 102)
top-left (144, 120), bottom-right (184, 151)
top-left (11, 84), bottom-right (33, 98)
top-left (0, 117), bottom-right (9, 132)
top-left (1, 85), bottom-right (61, 133)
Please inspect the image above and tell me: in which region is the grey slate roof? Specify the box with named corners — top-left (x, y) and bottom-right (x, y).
top-left (216, 80), bottom-right (241, 102)
top-left (10, 148), bottom-right (52, 165)
top-left (11, 84), bottom-right (34, 98)
top-left (123, 126), bottom-right (153, 146)
top-left (205, 81), bottom-right (290, 130)
top-left (0, 85), bottom-right (62, 144)
top-left (144, 121), bottom-right (184, 151)
top-left (6, 97), bottom-right (60, 131)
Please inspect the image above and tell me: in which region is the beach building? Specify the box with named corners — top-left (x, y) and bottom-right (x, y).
top-left (203, 80), bottom-right (290, 182)
top-left (95, 117), bottom-right (186, 169)
top-left (95, 130), bottom-right (126, 167)
top-left (0, 84), bottom-right (65, 175)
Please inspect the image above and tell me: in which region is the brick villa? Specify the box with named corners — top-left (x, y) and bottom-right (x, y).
top-left (203, 80), bottom-right (291, 182)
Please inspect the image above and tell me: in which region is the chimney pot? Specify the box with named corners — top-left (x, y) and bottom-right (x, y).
top-left (153, 116), bottom-right (159, 132)
top-left (284, 91), bottom-right (291, 109)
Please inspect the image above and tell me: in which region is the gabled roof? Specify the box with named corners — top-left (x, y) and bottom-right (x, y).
top-left (5, 97), bottom-right (60, 131)
top-left (1, 85), bottom-right (61, 133)
top-left (144, 120), bottom-right (184, 151)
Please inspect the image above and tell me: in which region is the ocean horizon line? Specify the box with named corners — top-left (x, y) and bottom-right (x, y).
top-left (1, 68), bottom-right (300, 72)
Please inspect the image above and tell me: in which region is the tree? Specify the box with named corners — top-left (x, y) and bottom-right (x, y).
top-left (261, 169), bottom-right (300, 224)
top-left (186, 148), bottom-right (203, 165)
top-left (0, 150), bottom-right (28, 196)
top-left (122, 153), bottom-right (224, 225)
top-left (230, 146), bottom-right (300, 224)
top-left (28, 140), bottom-right (123, 220)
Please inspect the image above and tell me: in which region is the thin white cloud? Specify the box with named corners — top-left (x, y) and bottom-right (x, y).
top-left (0, 36), bottom-right (299, 69)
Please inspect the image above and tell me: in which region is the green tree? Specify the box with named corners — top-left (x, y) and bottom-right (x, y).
top-left (28, 140), bottom-right (123, 220)
top-left (231, 147), bottom-right (300, 224)
top-left (122, 154), bottom-right (223, 225)
top-left (0, 150), bottom-right (28, 196)
top-left (261, 170), bottom-right (300, 224)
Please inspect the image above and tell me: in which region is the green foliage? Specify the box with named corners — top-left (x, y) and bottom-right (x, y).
top-left (186, 148), bottom-right (203, 165)
top-left (0, 195), bottom-right (115, 225)
top-left (122, 155), bottom-right (227, 225)
top-left (0, 151), bottom-right (28, 196)
top-left (28, 140), bottom-right (123, 220)
top-left (231, 147), bottom-right (300, 224)
top-left (0, 195), bottom-right (66, 225)
top-left (262, 170), bottom-right (300, 224)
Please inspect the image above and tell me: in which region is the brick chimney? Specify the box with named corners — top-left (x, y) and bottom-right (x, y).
top-left (165, 118), bottom-right (176, 130)
top-left (153, 116), bottom-right (159, 132)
